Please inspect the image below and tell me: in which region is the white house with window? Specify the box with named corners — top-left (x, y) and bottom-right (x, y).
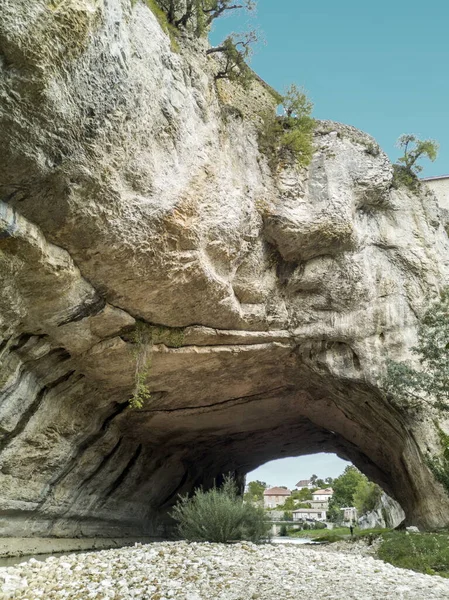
top-left (295, 479), bottom-right (313, 490)
top-left (292, 508), bottom-right (327, 522)
top-left (312, 488), bottom-right (333, 502)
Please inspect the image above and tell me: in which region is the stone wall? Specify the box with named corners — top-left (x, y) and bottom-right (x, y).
top-left (423, 176), bottom-right (449, 211)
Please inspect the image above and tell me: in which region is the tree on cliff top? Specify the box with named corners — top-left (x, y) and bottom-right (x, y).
top-left (156, 0), bottom-right (255, 32)
top-left (393, 134), bottom-right (438, 189)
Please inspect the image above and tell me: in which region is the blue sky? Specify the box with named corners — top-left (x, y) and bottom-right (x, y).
top-left (247, 454), bottom-right (349, 489)
top-left (210, 0), bottom-right (448, 176)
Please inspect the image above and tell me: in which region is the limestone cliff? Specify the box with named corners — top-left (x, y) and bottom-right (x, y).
top-left (1, 0), bottom-right (449, 537)
top-left (358, 493), bottom-right (405, 530)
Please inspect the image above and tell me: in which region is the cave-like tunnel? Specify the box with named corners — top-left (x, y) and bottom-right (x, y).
top-left (1, 0), bottom-right (449, 539)
top-left (0, 312), bottom-right (448, 537)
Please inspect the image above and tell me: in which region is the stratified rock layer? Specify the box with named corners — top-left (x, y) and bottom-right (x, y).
top-left (1, 0), bottom-right (449, 537)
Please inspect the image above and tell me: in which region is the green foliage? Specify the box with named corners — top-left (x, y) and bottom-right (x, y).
top-left (210, 31), bottom-right (257, 88)
top-left (427, 425), bottom-right (449, 495)
top-left (293, 488), bottom-right (313, 502)
top-left (385, 287), bottom-right (449, 413)
top-left (283, 84), bottom-right (313, 119)
top-left (243, 480), bottom-right (267, 503)
top-left (396, 134), bottom-right (439, 174)
top-left (331, 465), bottom-right (366, 509)
top-left (393, 134), bottom-right (439, 190)
top-left (279, 523), bottom-right (288, 536)
top-left (153, 0), bottom-right (254, 36)
top-left (353, 479), bottom-right (382, 516)
top-left (385, 288), bottom-right (449, 490)
top-left (171, 476), bottom-right (271, 543)
top-left (127, 322), bottom-right (186, 409)
top-left (328, 465), bottom-right (380, 522)
top-left (150, 325), bottom-right (185, 348)
top-left (129, 322), bottom-right (153, 409)
top-left (282, 511), bottom-right (293, 521)
top-left (392, 164), bottom-right (420, 191)
top-left (378, 532), bottom-right (449, 578)
top-left (259, 84), bottom-right (315, 170)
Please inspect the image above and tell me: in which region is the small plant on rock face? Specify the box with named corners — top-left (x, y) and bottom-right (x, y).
top-left (171, 475), bottom-right (271, 543)
top-left (393, 134), bottom-right (439, 190)
top-left (129, 322), bottom-right (153, 409)
top-left (258, 83), bottom-right (315, 170)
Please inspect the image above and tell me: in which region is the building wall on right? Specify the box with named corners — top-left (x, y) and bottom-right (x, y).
top-left (422, 176), bottom-right (449, 211)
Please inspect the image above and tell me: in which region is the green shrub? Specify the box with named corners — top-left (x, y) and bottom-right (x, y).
top-left (171, 476), bottom-right (271, 543)
top-left (392, 134), bottom-right (438, 191)
top-left (258, 85), bottom-right (315, 171)
top-left (392, 164), bottom-right (420, 191)
top-left (378, 532), bottom-right (449, 578)
top-left (279, 524), bottom-right (288, 537)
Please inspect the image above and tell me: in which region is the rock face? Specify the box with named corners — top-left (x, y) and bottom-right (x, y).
top-left (1, 0), bottom-right (449, 537)
top-left (358, 493), bottom-right (405, 530)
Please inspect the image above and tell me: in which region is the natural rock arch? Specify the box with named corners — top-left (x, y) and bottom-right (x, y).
top-left (1, 0), bottom-right (449, 536)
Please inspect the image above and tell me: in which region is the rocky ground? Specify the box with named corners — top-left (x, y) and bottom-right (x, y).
top-left (1, 541), bottom-right (449, 599)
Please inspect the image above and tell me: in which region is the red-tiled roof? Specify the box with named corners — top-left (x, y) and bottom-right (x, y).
top-left (263, 487), bottom-right (291, 496)
top-left (313, 488), bottom-right (333, 495)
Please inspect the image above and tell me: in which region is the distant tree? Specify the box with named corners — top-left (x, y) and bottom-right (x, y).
top-left (393, 134), bottom-right (439, 190)
top-left (310, 474), bottom-right (318, 485)
top-left (353, 479), bottom-right (382, 516)
top-left (325, 477), bottom-right (334, 485)
top-left (292, 488), bottom-right (313, 501)
top-left (314, 478), bottom-right (326, 489)
top-left (327, 466), bottom-right (366, 522)
top-left (244, 480), bottom-right (267, 503)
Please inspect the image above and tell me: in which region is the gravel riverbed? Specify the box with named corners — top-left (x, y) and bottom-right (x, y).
top-left (1, 541), bottom-right (448, 600)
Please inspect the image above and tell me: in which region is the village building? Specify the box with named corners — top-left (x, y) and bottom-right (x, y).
top-left (295, 479), bottom-right (314, 490)
top-left (310, 500), bottom-right (329, 510)
top-left (263, 487), bottom-right (291, 509)
top-left (341, 507), bottom-right (358, 522)
top-left (312, 488), bottom-right (334, 502)
top-left (292, 508), bottom-right (327, 522)
top-left (422, 175), bottom-right (449, 211)
top-left (308, 488), bottom-right (334, 511)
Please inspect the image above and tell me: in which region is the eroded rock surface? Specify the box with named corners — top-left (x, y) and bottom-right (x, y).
top-left (1, 0), bottom-right (449, 537)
